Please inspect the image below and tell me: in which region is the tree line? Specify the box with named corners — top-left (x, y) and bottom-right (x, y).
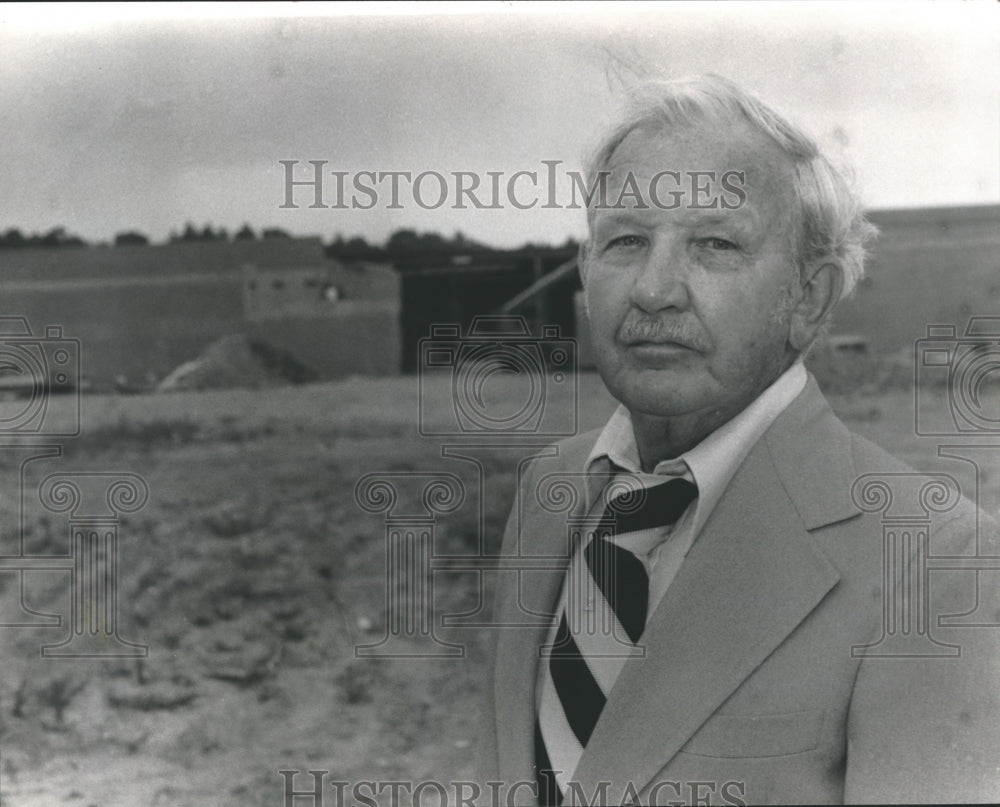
top-left (0, 223), bottom-right (293, 249)
top-left (325, 229), bottom-right (576, 261)
top-left (0, 223), bottom-right (577, 258)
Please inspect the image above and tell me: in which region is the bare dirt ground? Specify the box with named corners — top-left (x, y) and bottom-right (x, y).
top-left (0, 372), bottom-right (991, 806)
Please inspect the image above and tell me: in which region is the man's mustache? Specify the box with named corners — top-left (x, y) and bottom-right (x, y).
top-left (617, 315), bottom-right (711, 352)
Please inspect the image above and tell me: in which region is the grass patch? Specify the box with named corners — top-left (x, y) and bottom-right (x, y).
top-left (64, 417), bottom-right (202, 455)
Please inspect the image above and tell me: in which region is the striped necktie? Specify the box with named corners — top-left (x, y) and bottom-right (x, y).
top-left (535, 477), bottom-right (698, 805)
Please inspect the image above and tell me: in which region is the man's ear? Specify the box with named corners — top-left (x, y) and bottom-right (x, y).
top-left (788, 258), bottom-right (844, 352)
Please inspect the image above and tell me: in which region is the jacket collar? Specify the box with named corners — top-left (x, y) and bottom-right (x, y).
top-left (764, 374), bottom-right (860, 530)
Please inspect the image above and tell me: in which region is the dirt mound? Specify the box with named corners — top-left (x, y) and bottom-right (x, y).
top-left (157, 334), bottom-right (317, 392)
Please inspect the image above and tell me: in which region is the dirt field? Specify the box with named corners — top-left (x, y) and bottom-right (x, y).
top-left (0, 372), bottom-right (991, 806)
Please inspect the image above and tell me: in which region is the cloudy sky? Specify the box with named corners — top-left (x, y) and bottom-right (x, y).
top-left (1, 2), bottom-right (997, 248)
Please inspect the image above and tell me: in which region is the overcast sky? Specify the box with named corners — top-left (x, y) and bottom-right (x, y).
top-left (1, 2), bottom-right (997, 248)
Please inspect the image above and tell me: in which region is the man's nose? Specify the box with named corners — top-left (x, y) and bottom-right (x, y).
top-left (628, 237), bottom-right (690, 313)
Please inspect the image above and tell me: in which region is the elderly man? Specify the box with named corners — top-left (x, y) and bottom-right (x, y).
top-left (480, 76), bottom-right (1000, 805)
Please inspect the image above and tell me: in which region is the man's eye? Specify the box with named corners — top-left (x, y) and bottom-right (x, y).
top-left (696, 237), bottom-right (738, 251)
top-left (606, 235), bottom-right (645, 250)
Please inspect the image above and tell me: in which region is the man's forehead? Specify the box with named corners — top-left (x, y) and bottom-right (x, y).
top-left (605, 119), bottom-right (793, 184)
top-left (597, 118), bottom-right (796, 226)
top-left (591, 205), bottom-right (763, 229)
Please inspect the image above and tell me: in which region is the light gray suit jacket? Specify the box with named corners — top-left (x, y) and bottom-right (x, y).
top-left (480, 377), bottom-right (1000, 804)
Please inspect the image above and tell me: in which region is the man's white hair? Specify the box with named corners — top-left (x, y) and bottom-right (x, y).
top-left (585, 74), bottom-right (877, 300)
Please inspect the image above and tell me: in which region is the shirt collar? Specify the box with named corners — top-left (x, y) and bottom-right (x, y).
top-left (584, 362), bottom-right (807, 534)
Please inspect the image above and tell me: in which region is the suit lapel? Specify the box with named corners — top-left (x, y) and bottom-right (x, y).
top-left (493, 444), bottom-right (599, 785)
top-left (492, 505), bottom-right (565, 783)
top-left (568, 382), bottom-right (851, 804)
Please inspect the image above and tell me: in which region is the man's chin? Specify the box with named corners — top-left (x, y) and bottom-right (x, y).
top-left (599, 366), bottom-right (710, 418)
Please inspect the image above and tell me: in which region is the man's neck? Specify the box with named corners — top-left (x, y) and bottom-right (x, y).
top-left (631, 406), bottom-right (743, 471)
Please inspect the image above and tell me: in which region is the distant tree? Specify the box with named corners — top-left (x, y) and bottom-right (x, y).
top-left (0, 226), bottom-right (93, 249)
top-left (383, 228), bottom-right (496, 258)
top-left (38, 227), bottom-right (86, 248)
top-left (261, 227), bottom-right (291, 240)
top-left (0, 228), bottom-right (26, 249)
top-left (325, 227), bottom-right (576, 263)
top-left (384, 228), bottom-right (416, 255)
top-left (170, 222), bottom-right (233, 242)
top-left (0, 227), bottom-right (85, 249)
top-left (385, 228), bottom-right (448, 256)
top-left (326, 233), bottom-right (346, 259)
top-left (114, 231), bottom-right (149, 247)
top-left (325, 233), bottom-right (386, 261)
top-left (351, 236), bottom-right (381, 258)
top-left (234, 223), bottom-right (256, 241)
top-left (40, 227), bottom-right (68, 248)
